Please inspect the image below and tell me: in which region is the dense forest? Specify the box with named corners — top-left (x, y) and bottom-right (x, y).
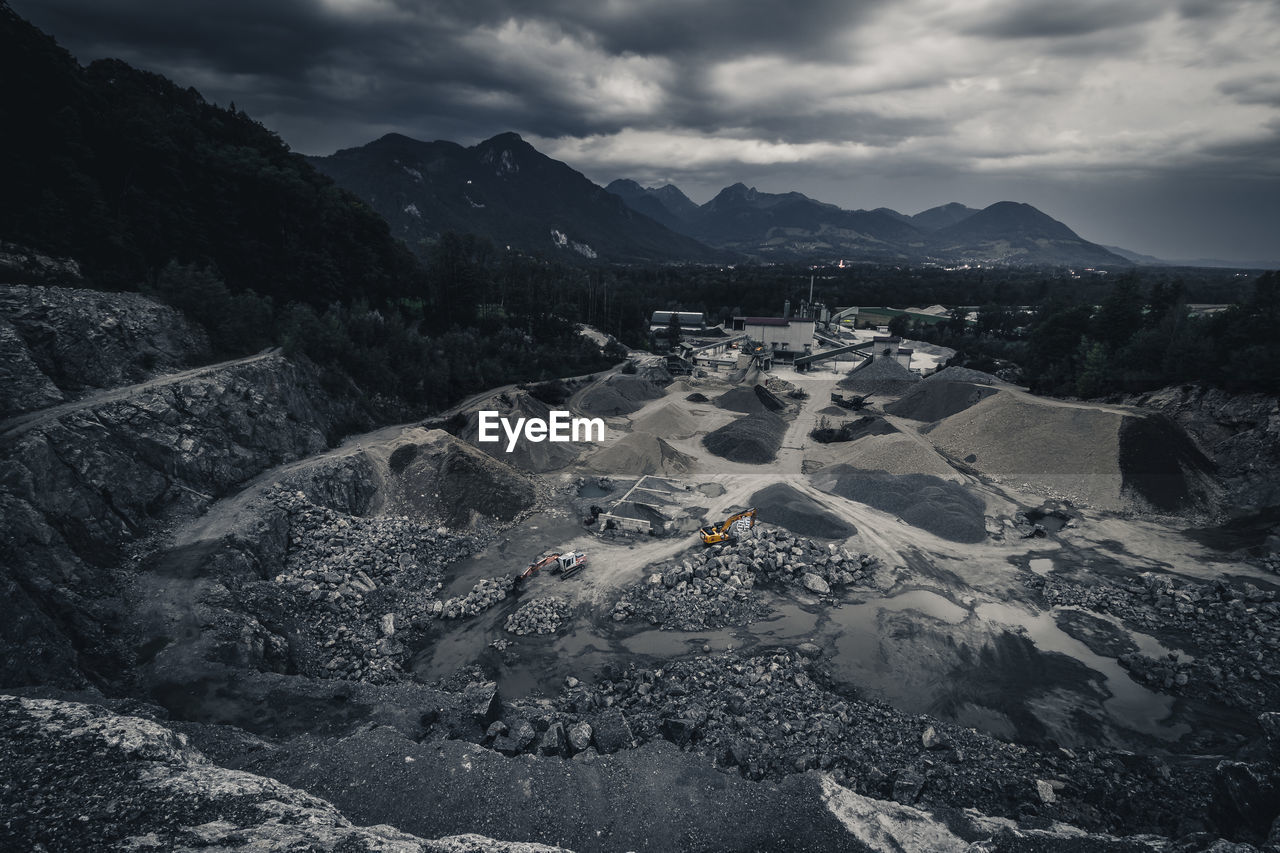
top-left (0, 4), bottom-right (621, 414)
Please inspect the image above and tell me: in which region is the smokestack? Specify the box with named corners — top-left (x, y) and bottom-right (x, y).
top-left (783, 299), bottom-right (791, 319)
top-left (808, 275), bottom-right (814, 305)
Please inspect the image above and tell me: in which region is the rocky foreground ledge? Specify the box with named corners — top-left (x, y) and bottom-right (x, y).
top-left (0, 694), bottom-right (565, 852)
top-left (4, 691), bottom-right (1277, 853)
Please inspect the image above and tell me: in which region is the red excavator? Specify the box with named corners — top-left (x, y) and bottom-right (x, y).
top-left (515, 551), bottom-right (588, 585)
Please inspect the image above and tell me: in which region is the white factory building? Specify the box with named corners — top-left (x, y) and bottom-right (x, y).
top-left (730, 315), bottom-right (817, 360)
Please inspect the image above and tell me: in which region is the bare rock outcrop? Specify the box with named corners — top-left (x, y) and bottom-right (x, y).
top-left (0, 283), bottom-right (210, 412)
top-left (0, 695), bottom-right (572, 852)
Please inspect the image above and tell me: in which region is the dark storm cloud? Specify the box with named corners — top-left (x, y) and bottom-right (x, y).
top-left (740, 112), bottom-right (951, 148)
top-left (12, 0), bottom-right (1280, 262)
top-left (1220, 74), bottom-right (1280, 107)
top-left (961, 0), bottom-right (1162, 39)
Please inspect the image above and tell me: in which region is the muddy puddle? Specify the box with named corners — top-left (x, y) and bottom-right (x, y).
top-left (411, 569), bottom-right (1205, 752)
top-left (438, 510), bottom-right (588, 598)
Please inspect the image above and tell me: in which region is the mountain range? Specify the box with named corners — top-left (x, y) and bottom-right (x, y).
top-left (312, 131), bottom-right (1132, 267)
top-left (308, 134), bottom-right (718, 263)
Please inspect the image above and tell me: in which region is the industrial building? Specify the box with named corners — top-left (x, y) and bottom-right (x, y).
top-left (650, 311), bottom-right (706, 330)
top-left (730, 315), bottom-right (816, 362)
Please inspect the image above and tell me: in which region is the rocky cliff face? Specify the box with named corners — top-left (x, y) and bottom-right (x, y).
top-left (0, 286), bottom-right (365, 689)
top-left (1127, 385), bottom-right (1280, 512)
top-left (0, 283), bottom-right (210, 416)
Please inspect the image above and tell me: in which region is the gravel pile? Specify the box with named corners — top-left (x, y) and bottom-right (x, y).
top-left (686, 392), bottom-right (710, 403)
top-left (749, 483), bottom-right (856, 539)
top-left (925, 366), bottom-right (1005, 385)
top-left (885, 380), bottom-right (999, 422)
top-left (463, 392), bottom-right (581, 473)
top-left (838, 355), bottom-right (921, 396)
top-left (714, 384), bottom-right (782, 414)
top-left (1117, 413), bottom-right (1216, 513)
top-left (578, 375), bottom-right (666, 417)
top-left (702, 411), bottom-right (786, 464)
top-left (505, 596), bottom-right (571, 635)
top-left (827, 433), bottom-right (961, 481)
top-left (1035, 570), bottom-right (1280, 714)
top-left (812, 465), bottom-right (987, 542)
top-left (253, 490), bottom-right (477, 682)
top-left (632, 400), bottom-right (698, 437)
top-left (923, 391), bottom-right (1126, 510)
top-left (436, 575), bottom-right (515, 619)
top-left (588, 431), bottom-right (696, 476)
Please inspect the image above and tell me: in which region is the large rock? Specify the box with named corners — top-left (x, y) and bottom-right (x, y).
top-left (468, 682), bottom-right (502, 726)
top-left (591, 708), bottom-right (634, 754)
top-left (539, 722), bottom-right (567, 756)
top-left (891, 768), bottom-right (925, 805)
top-left (566, 721), bottom-right (593, 754)
top-left (1212, 760), bottom-right (1279, 840)
top-left (802, 573), bottom-right (830, 595)
top-left (661, 717), bottom-right (700, 747)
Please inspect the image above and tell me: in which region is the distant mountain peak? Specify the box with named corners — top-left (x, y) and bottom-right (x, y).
top-left (309, 133), bottom-right (717, 263)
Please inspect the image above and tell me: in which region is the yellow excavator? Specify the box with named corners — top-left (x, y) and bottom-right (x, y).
top-left (699, 508), bottom-right (758, 545)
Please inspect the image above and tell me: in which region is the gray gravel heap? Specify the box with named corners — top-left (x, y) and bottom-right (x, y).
top-left (702, 410), bottom-right (787, 464)
top-left (612, 528), bottom-right (874, 629)
top-left (838, 355), bottom-right (921, 396)
top-left (814, 466), bottom-right (987, 543)
top-left (505, 596), bottom-right (572, 635)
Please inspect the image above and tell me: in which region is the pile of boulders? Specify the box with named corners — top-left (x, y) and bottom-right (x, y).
top-left (613, 530), bottom-right (875, 629)
top-left (525, 650), bottom-right (1225, 837)
top-left (1037, 570), bottom-right (1280, 711)
top-left (240, 490), bottom-right (478, 683)
top-left (613, 561), bottom-right (767, 630)
top-left (1263, 552), bottom-right (1279, 576)
top-left (1119, 651), bottom-right (1194, 690)
top-left (505, 597), bottom-right (571, 635)
top-left (727, 528), bottom-right (874, 591)
top-left (276, 490), bottom-right (476, 583)
top-left (435, 576), bottom-right (514, 619)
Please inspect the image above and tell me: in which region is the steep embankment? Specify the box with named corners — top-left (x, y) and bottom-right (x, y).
top-left (920, 389), bottom-right (1216, 513)
top-left (1126, 384), bottom-right (1280, 511)
top-left (0, 287), bottom-right (360, 689)
top-left (0, 283), bottom-right (210, 417)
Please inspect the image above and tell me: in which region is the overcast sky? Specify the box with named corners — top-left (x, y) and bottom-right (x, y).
top-left (16, 0), bottom-right (1280, 263)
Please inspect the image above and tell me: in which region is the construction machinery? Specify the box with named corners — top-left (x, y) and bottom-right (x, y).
top-left (515, 551), bottom-right (588, 585)
top-left (555, 550), bottom-right (588, 579)
top-left (830, 390), bottom-right (873, 410)
top-left (699, 508), bottom-right (758, 545)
